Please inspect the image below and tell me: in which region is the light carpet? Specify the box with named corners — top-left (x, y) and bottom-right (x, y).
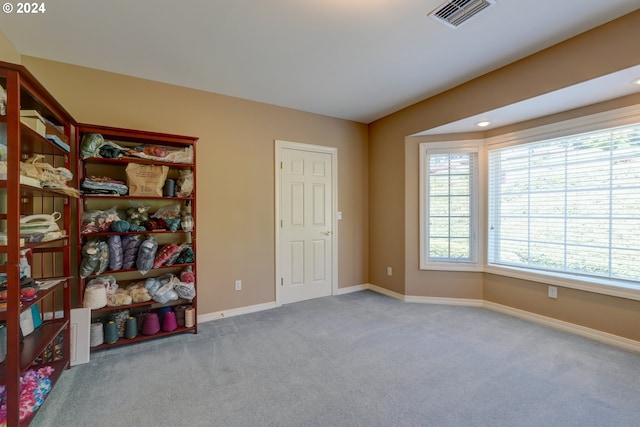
top-left (31, 291), bottom-right (640, 426)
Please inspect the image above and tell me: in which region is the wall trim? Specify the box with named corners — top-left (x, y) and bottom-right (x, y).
top-left (198, 301), bottom-right (278, 323)
top-left (334, 284), bottom-right (369, 295)
top-left (367, 284), bottom-right (407, 301)
top-left (365, 284), bottom-right (639, 352)
top-left (405, 295), bottom-right (484, 307)
top-left (367, 284), bottom-right (483, 306)
top-left (483, 301), bottom-right (640, 353)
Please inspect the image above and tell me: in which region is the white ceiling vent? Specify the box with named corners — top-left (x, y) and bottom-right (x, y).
top-left (428, 0), bottom-right (497, 29)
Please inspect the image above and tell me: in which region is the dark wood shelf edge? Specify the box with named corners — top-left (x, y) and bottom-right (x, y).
top-left (19, 121), bottom-right (71, 155)
top-left (0, 320), bottom-right (68, 378)
top-left (0, 277), bottom-right (69, 321)
top-left (77, 123), bottom-right (198, 146)
top-left (80, 229), bottom-right (192, 237)
top-left (83, 156), bottom-right (193, 168)
top-left (89, 298), bottom-right (194, 314)
top-left (84, 263), bottom-right (194, 278)
top-left (90, 325), bottom-right (196, 351)
top-left (20, 320), bottom-right (68, 373)
top-left (0, 236), bottom-right (70, 254)
top-left (82, 194), bottom-right (194, 201)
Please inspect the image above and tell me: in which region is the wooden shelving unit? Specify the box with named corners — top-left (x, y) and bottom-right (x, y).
top-left (76, 124), bottom-right (198, 350)
top-left (0, 61), bottom-right (75, 427)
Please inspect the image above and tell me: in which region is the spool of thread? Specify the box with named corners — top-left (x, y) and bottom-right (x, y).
top-left (163, 179), bottom-right (176, 197)
top-left (104, 321), bottom-right (119, 344)
top-left (142, 313), bottom-right (161, 336)
top-left (0, 324), bottom-right (6, 362)
top-left (125, 317), bottom-right (138, 339)
top-left (90, 322), bottom-right (104, 347)
top-left (135, 313), bottom-right (147, 332)
top-left (157, 306), bottom-right (172, 324)
top-left (111, 310), bottom-right (130, 337)
top-left (184, 307), bottom-right (195, 328)
top-left (174, 306), bottom-right (187, 326)
top-left (162, 311), bottom-right (178, 332)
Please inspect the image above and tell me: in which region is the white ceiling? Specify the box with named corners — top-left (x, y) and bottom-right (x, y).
top-left (0, 0), bottom-right (638, 124)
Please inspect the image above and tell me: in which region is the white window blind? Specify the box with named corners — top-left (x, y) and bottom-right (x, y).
top-left (423, 148), bottom-right (478, 265)
top-left (488, 123), bottom-right (640, 283)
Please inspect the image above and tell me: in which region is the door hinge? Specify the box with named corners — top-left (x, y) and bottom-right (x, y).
top-left (281, 277), bottom-right (284, 286)
top-left (280, 161), bottom-right (283, 169)
top-left (280, 219), bottom-right (283, 227)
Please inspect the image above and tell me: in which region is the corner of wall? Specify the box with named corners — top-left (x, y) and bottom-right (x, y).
top-left (0, 31), bottom-right (21, 64)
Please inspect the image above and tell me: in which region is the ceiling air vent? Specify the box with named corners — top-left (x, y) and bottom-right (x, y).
top-left (428, 0), bottom-right (496, 29)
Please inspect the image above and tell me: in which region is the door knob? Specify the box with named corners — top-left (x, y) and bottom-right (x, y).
top-left (323, 231), bottom-right (332, 236)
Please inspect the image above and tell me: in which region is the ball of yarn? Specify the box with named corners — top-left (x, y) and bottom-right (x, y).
top-left (110, 220), bottom-right (131, 233)
top-left (180, 270), bottom-right (195, 283)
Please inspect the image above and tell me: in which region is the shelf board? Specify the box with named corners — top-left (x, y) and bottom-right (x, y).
top-left (82, 194), bottom-right (194, 201)
top-left (77, 124), bottom-right (197, 148)
top-left (0, 320), bottom-right (68, 378)
top-left (0, 116), bottom-right (70, 156)
top-left (83, 156), bottom-right (193, 168)
top-left (16, 119), bottom-right (70, 156)
top-left (85, 263), bottom-right (194, 278)
top-left (0, 235), bottom-right (70, 253)
top-left (0, 181), bottom-right (77, 198)
top-left (90, 325), bottom-right (196, 351)
top-left (0, 277), bottom-right (69, 321)
top-left (80, 229), bottom-right (192, 237)
top-left (20, 184), bottom-right (77, 198)
top-left (89, 298), bottom-right (194, 314)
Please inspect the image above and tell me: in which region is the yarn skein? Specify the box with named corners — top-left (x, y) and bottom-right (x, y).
top-left (90, 322), bottom-right (104, 347)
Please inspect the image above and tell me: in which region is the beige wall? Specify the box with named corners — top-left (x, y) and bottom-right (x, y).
top-left (0, 32), bottom-right (20, 64)
top-left (19, 56), bottom-right (369, 315)
top-left (369, 10), bottom-right (640, 340)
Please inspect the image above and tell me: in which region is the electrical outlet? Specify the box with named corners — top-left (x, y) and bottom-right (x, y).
top-left (548, 285), bottom-right (557, 299)
top-left (235, 280), bottom-right (242, 291)
top-left (387, 266), bottom-right (392, 276)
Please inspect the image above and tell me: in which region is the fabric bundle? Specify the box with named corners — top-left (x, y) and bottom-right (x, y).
top-left (0, 366), bottom-right (55, 424)
top-left (81, 176), bottom-right (128, 196)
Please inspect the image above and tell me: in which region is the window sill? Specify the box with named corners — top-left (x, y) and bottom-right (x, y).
top-left (421, 262), bottom-right (482, 272)
top-left (484, 264), bottom-right (640, 302)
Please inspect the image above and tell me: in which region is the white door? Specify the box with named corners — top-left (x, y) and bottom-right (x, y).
top-left (277, 143), bottom-right (335, 305)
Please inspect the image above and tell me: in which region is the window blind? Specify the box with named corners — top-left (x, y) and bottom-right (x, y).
top-left (426, 150), bottom-right (478, 263)
top-left (488, 123), bottom-right (640, 283)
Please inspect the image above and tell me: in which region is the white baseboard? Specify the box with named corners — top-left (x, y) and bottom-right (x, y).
top-left (199, 285), bottom-right (369, 321)
top-left (366, 284), bottom-right (483, 307)
top-left (404, 295), bottom-right (484, 307)
top-left (365, 283), bottom-right (640, 352)
top-left (366, 284), bottom-right (406, 301)
top-left (334, 284), bottom-right (369, 295)
top-left (483, 301), bottom-right (640, 353)
top-left (198, 301), bottom-right (277, 323)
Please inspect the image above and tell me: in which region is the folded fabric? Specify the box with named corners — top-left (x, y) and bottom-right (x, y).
top-left (81, 177), bottom-right (128, 196)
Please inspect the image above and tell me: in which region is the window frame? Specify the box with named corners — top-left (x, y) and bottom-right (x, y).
top-left (419, 140), bottom-right (484, 271)
top-left (484, 105), bottom-right (640, 300)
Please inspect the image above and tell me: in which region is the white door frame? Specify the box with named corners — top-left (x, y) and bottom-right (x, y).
top-left (275, 140), bottom-right (338, 307)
